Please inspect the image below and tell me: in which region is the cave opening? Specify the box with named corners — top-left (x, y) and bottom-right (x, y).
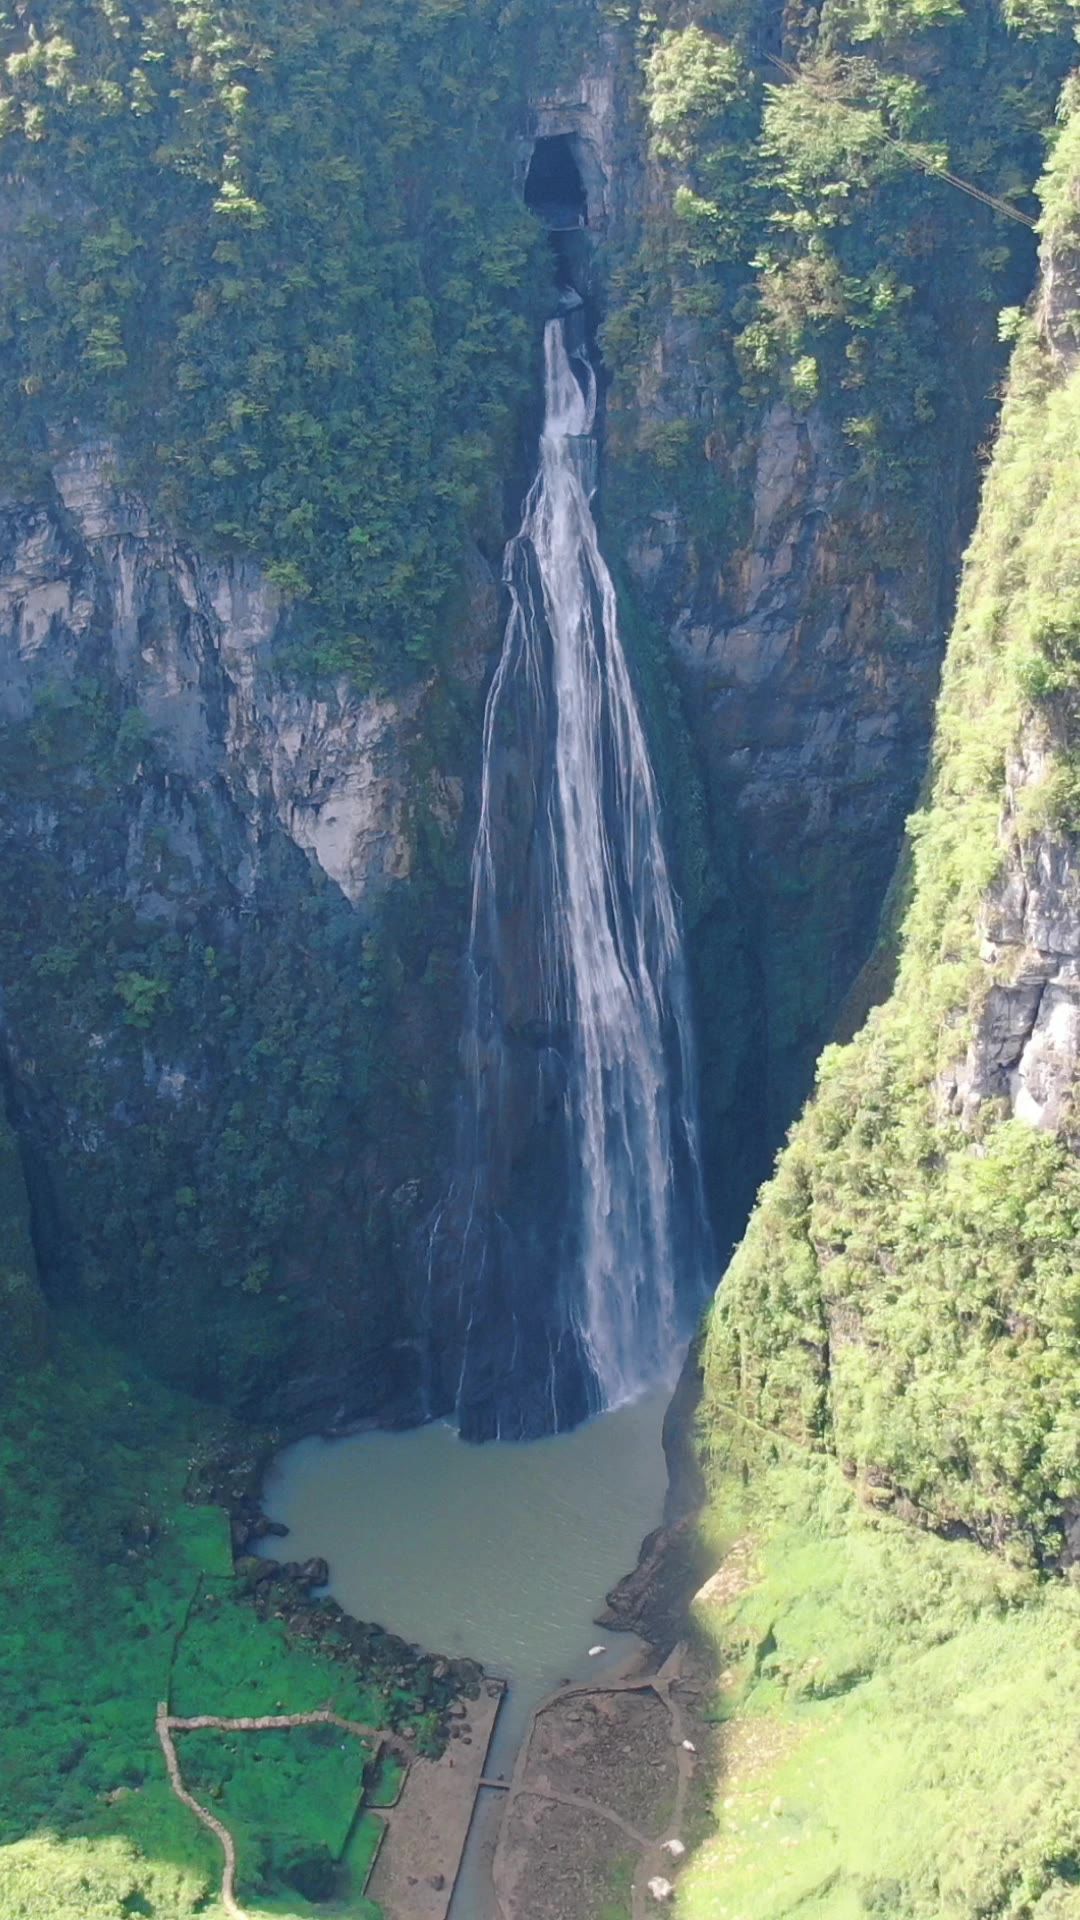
top-left (525, 134), bottom-right (588, 231)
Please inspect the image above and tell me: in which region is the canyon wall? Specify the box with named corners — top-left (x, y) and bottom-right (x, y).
top-left (0, 445), bottom-right (497, 1420)
top-left (703, 101), bottom-right (1080, 1561)
top-left (0, 0), bottom-right (1072, 1426)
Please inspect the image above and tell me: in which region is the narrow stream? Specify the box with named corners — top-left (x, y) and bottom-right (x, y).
top-left (258, 1390), bottom-right (669, 1913)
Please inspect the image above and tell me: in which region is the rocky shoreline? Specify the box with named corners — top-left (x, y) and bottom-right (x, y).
top-left (189, 1424), bottom-right (486, 1758)
top-left (593, 1339), bottom-right (713, 1652)
top-left (189, 1343), bottom-right (715, 1919)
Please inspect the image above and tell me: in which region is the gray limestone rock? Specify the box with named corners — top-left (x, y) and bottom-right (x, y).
top-left (946, 732), bottom-right (1080, 1135)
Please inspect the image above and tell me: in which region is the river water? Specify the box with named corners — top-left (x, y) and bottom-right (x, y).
top-left (258, 1390), bottom-right (669, 1909)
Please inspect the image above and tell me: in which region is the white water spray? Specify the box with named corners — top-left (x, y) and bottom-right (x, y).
top-left (455, 316), bottom-right (710, 1418)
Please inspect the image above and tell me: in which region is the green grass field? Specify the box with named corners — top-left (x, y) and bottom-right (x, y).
top-left (678, 1458), bottom-right (1080, 1920)
top-left (0, 1328), bottom-right (408, 1918)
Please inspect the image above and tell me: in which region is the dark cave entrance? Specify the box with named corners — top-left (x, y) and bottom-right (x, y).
top-left (523, 133), bottom-right (595, 312)
top-left (525, 134), bottom-right (588, 231)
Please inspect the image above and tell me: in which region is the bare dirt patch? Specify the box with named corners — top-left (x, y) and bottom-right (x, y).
top-left (528, 1689), bottom-right (678, 1834)
top-left (497, 1791), bottom-right (635, 1920)
top-left (490, 1645), bottom-right (716, 1920)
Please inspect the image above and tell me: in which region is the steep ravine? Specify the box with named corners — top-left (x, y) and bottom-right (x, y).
top-left (489, 69), bottom-right (1080, 1920)
top-left (1, 4), bottom-right (1080, 1920)
top-left (587, 0), bottom-right (1070, 1247)
top-left (671, 84), bottom-right (1080, 1920)
top-left (1, 1), bottom-right (1069, 1431)
top-left (703, 126), bottom-right (1080, 1559)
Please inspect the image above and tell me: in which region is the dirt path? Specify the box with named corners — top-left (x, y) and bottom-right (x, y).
top-left (514, 1786), bottom-right (651, 1848)
top-left (155, 1705), bottom-right (410, 1920)
top-left (156, 1705), bottom-right (248, 1920)
top-left (159, 1664), bottom-right (696, 1919)
top-left (158, 1680), bottom-right (511, 1920)
top-left (491, 1646), bottom-right (696, 1920)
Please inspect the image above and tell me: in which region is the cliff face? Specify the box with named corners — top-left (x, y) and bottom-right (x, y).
top-left (3, 446), bottom-right (435, 909)
top-left (0, 446), bottom-right (497, 1420)
top-left (0, 1107), bottom-right (47, 1379)
top-left (675, 114), bottom-right (1080, 1920)
top-left (514, 3), bottom-right (1069, 1261)
top-left (945, 729), bottom-right (1080, 1136)
top-left (585, 0), bottom-right (1070, 1246)
top-left (702, 102), bottom-right (1080, 1563)
top-left (0, 0), bottom-right (1073, 1428)
top-left (622, 382), bottom-right (957, 1239)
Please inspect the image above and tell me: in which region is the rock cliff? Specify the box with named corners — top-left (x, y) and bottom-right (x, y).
top-left (702, 102), bottom-right (1080, 1560)
top-left (492, 1), bottom-right (1067, 1277)
top-left (584, 1), bottom-right (1067, 1247)
top-left (0, 0), bottom-right (1073, 1432)
top-left (945, 729), bottom-right (1080, 1135)
top-left (4, 444), bottom-right (434, 909)
top-left (0, 444), bottom-right (497, 1420)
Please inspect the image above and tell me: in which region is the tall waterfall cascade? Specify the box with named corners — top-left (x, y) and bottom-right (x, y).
top-left (430, 315), bottom-right (712, 1440)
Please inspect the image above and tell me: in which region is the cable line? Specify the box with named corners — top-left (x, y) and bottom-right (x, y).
top-left (764, 53), bottom-right (1039, 229)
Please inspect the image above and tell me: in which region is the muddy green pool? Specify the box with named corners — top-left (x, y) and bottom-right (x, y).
top-left (258, 1390), bottom-right (670, 1911)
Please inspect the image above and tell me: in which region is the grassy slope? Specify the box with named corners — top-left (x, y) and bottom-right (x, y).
top-left (0, 1322), bottom-right (423, 1919)
top-left (678, 63), bottom-right (1080, 1920)
top-left (680, 1457), bottom-right (1080, 1919)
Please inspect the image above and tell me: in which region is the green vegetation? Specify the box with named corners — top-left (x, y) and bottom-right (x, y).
top-left (597, 1854), bottom-right (638, 1919)
top-left (0, 1318), bottom-right (451, 1918)
top-left (4, 6), bottom-right (1080, 1910)
top-left (0, 1110), bottom-right (47, 1378)
top-left (703, 174), bottom-right (1080, 1555)
top-left (365, 1752), bottom-right (407, 1809)
top-left (4, 0), bottom-right (1046, 661)
top-left (683, 59), bottom-right (1080, 1920)
top-left (342, 1812), bottom-right (387, 1897)
top-left (678, 1455), bottom-right (1080, 1919)
top-left (0, 652), bottom-right (472, 1406)
top-left (604, 0), bottom-right (1072, 527)
top-left (0, 0), bottom-right (1074, 1414)
top-left (0, 0), bottom-right (591, 685)
top-left (0, 0), bottom-right (617, 1413)
top-left (595, 0), bottom-right (1078, 1197)
top-left (175, 1719), bottom-right (373, 1909)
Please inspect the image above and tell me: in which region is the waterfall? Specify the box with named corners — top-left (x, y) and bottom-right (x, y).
top-left (432, 315), bottom-right (711, 1439)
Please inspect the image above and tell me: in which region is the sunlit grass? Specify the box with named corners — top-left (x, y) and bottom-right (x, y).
top-left (678, 1459), bottom-right (1080, 1919)
top-left (0, 1330), bottom-right (397, 1917)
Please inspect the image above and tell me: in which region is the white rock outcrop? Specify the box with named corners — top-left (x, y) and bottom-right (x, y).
top-left (943, 730), bottom-right (1080, 1136)
top-left (0, 443), bottom-right (452, 912)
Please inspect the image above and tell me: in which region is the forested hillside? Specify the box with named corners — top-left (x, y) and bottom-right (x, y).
top-left (680, 64), bottom-right (1080, 1920)
top-left (0, 0), bottom-right (601, 681)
